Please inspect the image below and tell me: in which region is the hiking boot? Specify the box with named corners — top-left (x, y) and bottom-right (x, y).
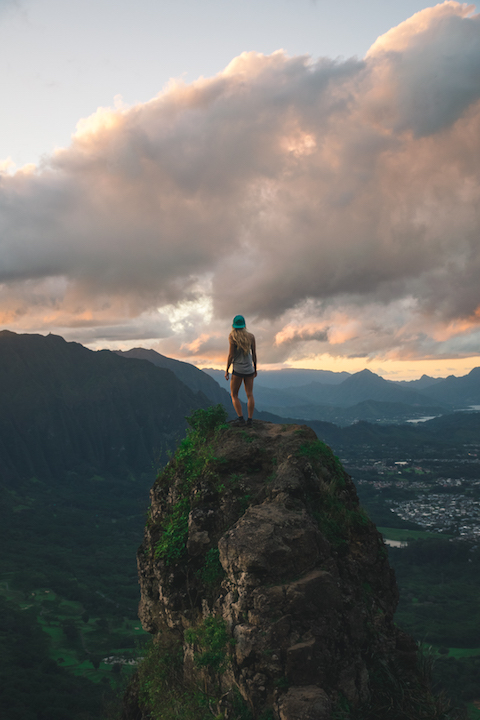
top-left (229, 416), bottom-right (245, 426)
top-left (246, 418), bottom-right (253, 428)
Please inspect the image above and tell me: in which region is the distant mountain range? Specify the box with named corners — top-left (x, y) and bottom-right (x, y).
top-left (395, 374), bottom-right (444, 390)
top-left (202, 365), bottom-right (480, 425)
top-left (202, 367), bottom-right (350, 388)
top-left (118, 353), bottom-right (445, 425)
top-left (3, 332), bottom-right (480, 483)
top-left (419, 367), bottom-right (480, 406)
top-left (117, 349), bottom-right (480, 425)
top-left (255, 369), bottom-right (437, 408)
top-left (1, 330), bottom-right (478, 523)
top-left (1, 330), bottom-right (477, 491)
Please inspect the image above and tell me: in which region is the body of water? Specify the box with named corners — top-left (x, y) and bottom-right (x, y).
top-left (384, 539), bottom-right (408, 548)
top-left (406, 416), bottom-right (437, 424)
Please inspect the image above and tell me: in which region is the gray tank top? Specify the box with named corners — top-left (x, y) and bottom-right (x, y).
top-left (233, 344), bottom-right (254, 374)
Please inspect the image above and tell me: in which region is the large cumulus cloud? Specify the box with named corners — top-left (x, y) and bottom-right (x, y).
top-left (1, 1), bottom-right (480, 364)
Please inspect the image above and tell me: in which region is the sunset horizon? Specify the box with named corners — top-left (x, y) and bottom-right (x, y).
top-left (1, 1), bottom-right (480, 381)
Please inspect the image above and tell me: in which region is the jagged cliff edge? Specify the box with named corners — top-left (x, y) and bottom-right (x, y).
top-left (122, 408), bottom-right (448, 720)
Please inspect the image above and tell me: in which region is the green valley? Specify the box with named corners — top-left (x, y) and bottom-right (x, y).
top-left (2, 332), bottom-right (480, 718)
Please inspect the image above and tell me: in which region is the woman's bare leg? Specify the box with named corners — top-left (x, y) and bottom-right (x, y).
top-left (244, 376), bottom-right (255, 419)
top-left (230, 375), bottom-right (243, 417)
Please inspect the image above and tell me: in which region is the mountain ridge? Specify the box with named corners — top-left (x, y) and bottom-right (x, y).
top-left (116, 347), bottom-right (228, 407)
top-left (202, 366), bottom-right (351, 387)
top-left (0, 331), bottom-right (209, 483)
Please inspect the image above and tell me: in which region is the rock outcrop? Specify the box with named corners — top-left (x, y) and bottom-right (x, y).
top-left (126, 411), bottom-right (434, 720)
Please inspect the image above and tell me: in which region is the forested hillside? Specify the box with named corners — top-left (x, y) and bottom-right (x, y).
top-left (116, 347), bottom-right (230, 408)
top-left (0, 331), bottom-right (210, 720)
top-left (0, 330), bottom-right (209, 483)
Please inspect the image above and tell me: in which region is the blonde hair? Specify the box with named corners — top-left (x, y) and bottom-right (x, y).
top-left (229, 327), bottom-right (251, 355)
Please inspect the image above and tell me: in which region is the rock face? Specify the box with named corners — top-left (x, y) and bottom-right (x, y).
top-left (132, 416), bottom-right (421, 720)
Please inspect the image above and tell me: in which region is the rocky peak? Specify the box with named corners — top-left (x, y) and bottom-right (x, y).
top-left (125, 408), bottom-right (442, 720)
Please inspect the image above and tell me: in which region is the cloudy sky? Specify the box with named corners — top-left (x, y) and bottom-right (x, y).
top-left (1, 0), bottom-right (480, 380)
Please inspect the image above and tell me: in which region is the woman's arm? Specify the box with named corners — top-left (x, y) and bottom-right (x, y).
top-left (251, 334), bottom-right (257, 377)
top-left (225, 341), bottom-right (236, 380)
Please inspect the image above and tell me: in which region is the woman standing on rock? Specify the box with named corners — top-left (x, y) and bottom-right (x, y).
top-left (225, 315), bottom-right (257, 427)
